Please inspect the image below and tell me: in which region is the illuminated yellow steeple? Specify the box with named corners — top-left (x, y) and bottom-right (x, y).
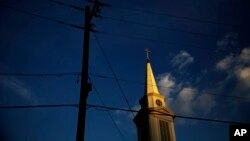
top-left (145, 55), bottom-right (160, 95)
top-left (134, 49), bottom-right (176, 141)
top-left (143, 48), bottom-right (166, 108)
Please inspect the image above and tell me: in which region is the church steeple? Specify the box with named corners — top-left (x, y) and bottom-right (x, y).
top-left (134, 49), bottom-right (176, 141)
top-left (145, 48), bottom-right (160, 95)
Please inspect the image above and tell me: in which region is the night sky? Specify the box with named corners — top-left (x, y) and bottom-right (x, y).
top-left (1, 0), bottom-right (250, 141)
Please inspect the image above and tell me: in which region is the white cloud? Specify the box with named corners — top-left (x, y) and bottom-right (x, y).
top-left (0, 77), bottom-right (38, 104)
top-left (239, 48), bottom-right (250, 63)
top-left (216, 55), bottom-right (233, 70)
top-left (156, 72), bottom-right (216, 117)
top-left (238, 67), bottom-right (250, 79)
top-left (173, 88), bottom-right (216, 116)
top-left (235, 67), bottom-right (250, 88)
top-left (171, 51), bottom-right (194, 70)
top-left (173, 87), bottom-right (196, 115)
top-left (215, 47), bottom-right (250, 88)
top-left (157, 73), bottom-right (175, 97)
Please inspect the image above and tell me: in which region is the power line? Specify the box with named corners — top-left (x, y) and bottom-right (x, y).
top-left (57, 0), bottom-right (249, 31)
top-left (1, 2), bottom-right (247, 61)
top-left (96, 31), bottom-right (250, 55)
top-left (89, 76), bottom-right (126, 141)
top-left (46, 0), bottom-right (238, 53)
top-left (1, 72), bottom-right (250, 101)
top-left (99, 15), bottom-right (250, 44)
top-left (46, 0), bottom-right (249, 51)
top-left (106, 3), bottom-right (247, 29)
top-left (48, 0), bottom-right (249, 44)
top-left (102, 16), bottom-right (217, 38)
top-left (0, 72), bottom-right (80, 77)
top-left (48, 0), bottom-right (85, 11)
top-left (4, 1), bottom-right (244, 54)
top-left (1, 103), bottom-right (249, 125)
top-left (87, 104), bottom-right (250, 125)
top-left (0, 4), bottom-right (84, 30)
top-left (0, 104), bottom-right (78, 109)
top-left (93, 33), bottom-right (135, 117)
top-left (96, 31), bottom-right (218, 53)
top-left (91, 73), bottom-right (250, 101)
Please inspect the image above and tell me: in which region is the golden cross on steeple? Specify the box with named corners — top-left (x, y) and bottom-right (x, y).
top-left (145, 48), bottom-right (151, 62)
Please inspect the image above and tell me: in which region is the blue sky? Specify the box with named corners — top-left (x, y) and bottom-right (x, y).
top-left (0, 0), bottom-right (250, 141)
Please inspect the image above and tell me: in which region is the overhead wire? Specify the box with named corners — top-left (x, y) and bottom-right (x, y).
top-left (92, 33), bottom-right (136, 117)
top-left (1, 103), bottom-right (249, 125)
top-left (106, 3), bottom-right (247, 29)
top-left (99, 15), bottom-right (250, 44)
top-left (91, 73), bottom-right (250, 101)
top-left (48, 0), bottom-right (249, 44)
top-left (2, 2), bottom-right (246, 55)
top-left (95, 31), bottom-right (250, 56)
top-left (0, 4), bottom-right (84, 30)
top-left (95, 30), bottom-right (221, 53)
top-left (1, 0), bottom-right (249, 120)
top-left (48, 0), bottom-right (85, 11)
top-left (0, 72), bottom-right (250, 101)
top-left (1, 1), bottom-right (245, 70)
top-left (1, 1), bottom-right (249, 139)
top-left (0, 72), bottom-right (80, 77)
top-left (0, 104), bottom-right (78, 109)
top-left (87, 104), bottom-right (250, 125)
top-left (47, 0), bottom-right (247, 54)
top-left (89, 76), bottom-right (126, 141)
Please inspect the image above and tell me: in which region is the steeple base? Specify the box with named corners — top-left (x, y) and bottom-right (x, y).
top-left (134, 108), bottom-right (176, 141)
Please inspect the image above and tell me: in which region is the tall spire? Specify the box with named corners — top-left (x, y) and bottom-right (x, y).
top-left (145, 48), bottom-right (160, 95)
top-left (134, 49), bottom-right (176, 141)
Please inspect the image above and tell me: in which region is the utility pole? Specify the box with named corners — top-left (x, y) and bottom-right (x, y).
top-left (76, 5), bottom-right (91, 141)
top-left (76, 1), bottom-right (101, 141)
